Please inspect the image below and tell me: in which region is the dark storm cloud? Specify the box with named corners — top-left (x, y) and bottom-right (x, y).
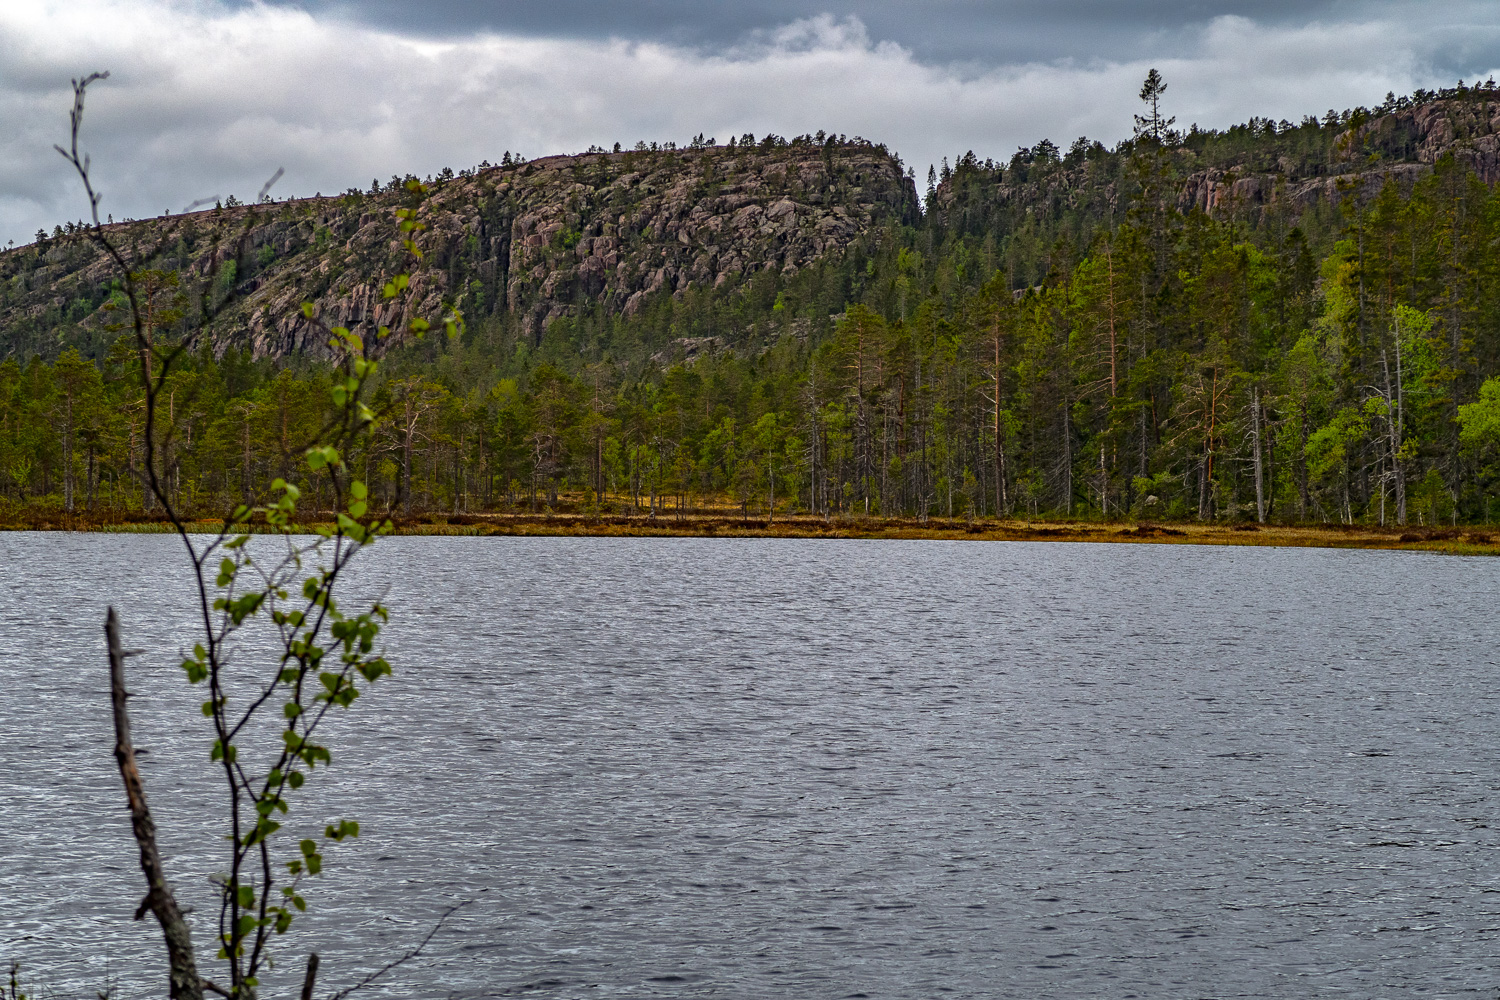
top-left (235, 0), bottom-right (1500, 85)
top-left (4, 1), bottom-right (1500, 249)
top-left (249, 0), bottom-right (1359, 62)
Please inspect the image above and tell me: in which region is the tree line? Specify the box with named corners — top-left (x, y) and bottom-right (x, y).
top-left (10, 140), bottom-right (1500, 525)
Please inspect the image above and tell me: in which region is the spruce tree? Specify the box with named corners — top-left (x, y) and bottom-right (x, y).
top-left (1134, 68), bottom-right (1176, 143)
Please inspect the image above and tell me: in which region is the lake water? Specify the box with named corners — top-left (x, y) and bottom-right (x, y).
top-left (2, 533), bottom-right (1499, 998)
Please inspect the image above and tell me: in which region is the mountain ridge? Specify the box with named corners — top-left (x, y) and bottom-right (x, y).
top-left (0, 137), bottom-right (918, 360)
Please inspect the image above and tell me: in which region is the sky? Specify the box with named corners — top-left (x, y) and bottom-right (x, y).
top-left (3, 1), bottom-right (1500, 249)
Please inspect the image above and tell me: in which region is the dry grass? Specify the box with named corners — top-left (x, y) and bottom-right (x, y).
top-left (4, 506), bottom-right (1495, 555)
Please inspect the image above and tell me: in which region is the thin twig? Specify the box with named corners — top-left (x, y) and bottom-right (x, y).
top-left (325, 900), bottom-right (476, 1000)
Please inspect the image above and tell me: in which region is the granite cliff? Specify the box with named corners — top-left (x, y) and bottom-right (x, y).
top-left (0, 137), bottom-right (919, 360)
top-left (927, 95), bottom-right (1500, 285)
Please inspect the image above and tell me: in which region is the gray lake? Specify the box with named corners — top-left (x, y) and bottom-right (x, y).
top-left (2, 532), bottom-right (1499, 998)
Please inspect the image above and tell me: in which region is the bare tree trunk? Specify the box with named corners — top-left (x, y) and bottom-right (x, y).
top-left (299, 954), bottom-right (320, 1000)
top-left (1061, 398), bottom-right (1072, 516)
top-left (402, 423), bottom-right (414, 517)
top-left (767, 451), bottom-right (775, 526)
top-left (64, 395), bottom-right (75, 512)
top-left (1394, 334), bottom-right (1407, 525)
top-left (1251, 386), bottom-right (1265, 523)
top-left (1297, 400), bottom-right (1310, 520)
top-left (106, 608), bottom-right (204, 1000)
top-left (241, 419), bottom-right (252, 506)
top-left (1382, 340), bottom-right (1407, 525)
top-left (1098, 440), bottom-right (1110, 515)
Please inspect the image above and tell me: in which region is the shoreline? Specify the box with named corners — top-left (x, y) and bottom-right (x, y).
top-left (4, 511), bottom-right (1497, 555)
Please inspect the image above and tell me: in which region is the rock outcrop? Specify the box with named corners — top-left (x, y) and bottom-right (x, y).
top-left (0, 139), bottom-right (918, 359)
top-left (929, 97), bottom-right (1500, 239)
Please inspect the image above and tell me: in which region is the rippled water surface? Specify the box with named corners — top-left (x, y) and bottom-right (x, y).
top-left (3, 533), bottom-right (1500, 998)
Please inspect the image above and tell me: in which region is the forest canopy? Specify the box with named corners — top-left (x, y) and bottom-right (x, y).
top-left (7, 82), bottom-right (1500, 528)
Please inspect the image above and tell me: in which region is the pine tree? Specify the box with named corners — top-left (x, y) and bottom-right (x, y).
top-left (1134, 68), bottom-right (1176, 143)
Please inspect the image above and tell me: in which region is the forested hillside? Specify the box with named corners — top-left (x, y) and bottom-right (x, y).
top-left (0, 135), bottom-right (917, 361)
top-left (8, 84), bottom-right (1500, 526)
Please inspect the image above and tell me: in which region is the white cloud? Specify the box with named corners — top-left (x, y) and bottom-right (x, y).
top-left (0, 1), bottom-right (1494, 247)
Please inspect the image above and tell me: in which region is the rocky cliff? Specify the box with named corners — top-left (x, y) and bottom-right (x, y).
top-left (0, 138), bottom-right (919, 360)
top-left (929, 96), bottom-right (1500, 252)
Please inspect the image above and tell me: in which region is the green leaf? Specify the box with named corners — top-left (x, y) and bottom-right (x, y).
top-left (237, 884), bottom-right (254, 908)
top-left (350, 480), bottom-right (368, 500)
top-left (301, 302), bottom-right (315, 318)
top-left (325, 819), bottom-right (360, 840)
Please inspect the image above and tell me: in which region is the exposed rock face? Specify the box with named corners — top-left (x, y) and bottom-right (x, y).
top-left (1176, 163), bottom-right (1435, 216)
top-left (929, 97), bottom-right (1500, 237)
top-left (1357, 97), bottom-right (1500, 181)
top-left (0, 140), bottom-right (919, 360)
top-left (490, 142), bottom-right (916, 338)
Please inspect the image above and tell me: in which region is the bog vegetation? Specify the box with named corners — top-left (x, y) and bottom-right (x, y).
top-left (8, 78), bottom-right (1500, 528)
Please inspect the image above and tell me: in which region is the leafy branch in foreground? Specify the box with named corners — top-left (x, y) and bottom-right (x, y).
top-left (61, 72), bottom-right (461, 1000)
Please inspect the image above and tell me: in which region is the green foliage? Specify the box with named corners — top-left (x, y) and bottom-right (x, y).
top-left (13, 91), bottom-right (1500, 528)
top-left (48, 82), bottom-right (449, 996)
top-left (1459, 376), bottom-right (1500, 449)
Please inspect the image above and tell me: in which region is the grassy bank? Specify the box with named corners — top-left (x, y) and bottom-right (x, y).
top-left (2, 507), bottom-right (1497, 554)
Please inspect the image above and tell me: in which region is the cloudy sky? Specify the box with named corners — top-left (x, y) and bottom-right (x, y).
top-left (4, 1), bottom-right (1500, 248)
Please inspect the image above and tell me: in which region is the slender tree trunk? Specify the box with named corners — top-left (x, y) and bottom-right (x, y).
top-left (1382, 346), bottom-right (1407, 525)
top-left (768, 451), bottom-right (775, 526)
top-left (402, 426), bottom-right (414, 517)
top-left (993, 322), bottom-right (1008, 516)
top-left (1251, 386), bottom-right (1265, 523)
top-left (64, 394), bottom-right (75, 512)
top-left (1298, 400), bottom-right (1310, 520)
top-left (1099, 443), bottom-right (1108, 517)
top-left (241, 419), bottom-right (252, 506)
top-left (106, 608), bottom-right (204, 1000)
top-left (299, 954), bottom-right (319, 1000)
top-left (1061, 397), bottom-right (1072, 515)
top-left (1394, 332), bottom-right (1407, 525)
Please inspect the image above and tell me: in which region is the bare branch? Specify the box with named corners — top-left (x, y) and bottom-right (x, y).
top-left (106, 607), bottom-right (204, 1000)
top-left (325, 900), bottom-right (476, 1000)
